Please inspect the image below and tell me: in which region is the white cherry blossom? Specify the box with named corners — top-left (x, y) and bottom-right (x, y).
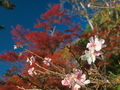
top-left (61, 69), bottom-right (90, 90)
top-left (86, 36), bottom-right (106, 53)
top-left (43, 57), bottom-right (51, 66)
top-left (14, 45), bottom-right (19, 49)
top-left (81, 50), bottom-right (96, 64)
top-left (28, 67), bottom-right (36, 76)
top-left (26, 56), bottom-right (35, 65)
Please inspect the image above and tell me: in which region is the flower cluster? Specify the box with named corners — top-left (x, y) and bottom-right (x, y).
top-left (28, 67), bottom-right (37, 76)
top-left (25, 36), bottom-right (106, 89)
top-left (26, 56), bottom-right (36, 76)
top-left (26, 56), bottom-right (35, 65)
top-left (81, 36), bottom-right (106, 64)
top-left (43, 57), bottom-right (51, 66)
top-left (61, 69), bottom-right (90, 90)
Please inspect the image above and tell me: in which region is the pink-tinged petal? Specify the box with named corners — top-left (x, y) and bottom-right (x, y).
top-left (43, 60), bottom-right (47, 64)
top-left (95, 41), bottom-right (102, 51)
top-left (26, 57), bottom-right (29, 62)
top-left (94, 51), bottom-right (103, 56)
top-left (29, 61), bottom-right (32, 66)
top-left (86, 43), bottom-right (91, 48)
top-left (27, 56), bottom-right (35, 65)
top-left (95, 46), bottom-right (101, 51)
top-left (87, 56), bottom-right (92, 64)
top-left (92, 54), bottom-right (96, 63)
top-left (81, 50), bottom-right (96, 64)
top-left (30, 56), bottom-right (35, 62)
top-left (43, 60), bottom-right (50, 66)
top-left (81, 74), bottom-right (86, 80)
top-left (14, 45), bottom-right (20, 49)
top-left (75, 71), bottom-right (82, 76)
top-left (99, 39), bottom-right (105, 44)
top-left (89, 36), bottom-right (94, 43)
top-left (89, 47), bottom-right (95, 53)
top-left (61, 79), bottom-right (70, 86)
top-left (14, 45), bottom-right (18, 49)
top-left (46, 62), bottom-right (50, 66)
top-left (102, 44), bottom-right (107, 48)
top-left (28, 67), bottom-right (34, 76)
top-left (84, 80), bottom-right (90, 84)
top-left (77, 80), bottom-right (86, 86)
top-left (95, 36), bottom-right (99, 42)
top-left (72, 84), bottom-right (80, 90)
top-left (77, 81), bottom-right (85, 86)
top-left (75, 71), bottom-right (82, 79)
top-left (44, 57), bottom-right (51, 62)
top-left (43, 57), bottom-right (51, 66)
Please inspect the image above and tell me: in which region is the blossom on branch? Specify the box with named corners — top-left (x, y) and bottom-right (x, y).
top-left (26, 56), bottom-right (35, 65)
top-left (86, 36), bottom-right (106, 53)
top-left (14, 45), bottom-right (20, 49)
top-left (61, 69), bottom-right (90, 90)
top-left (28, 67), bottom-right (37, 76)
top-left (81, 50), bottom-right (96, 65)
top-left (81, 36), bottom-right (106, 64)
top-left (43, 57), bottom-right (51, 66)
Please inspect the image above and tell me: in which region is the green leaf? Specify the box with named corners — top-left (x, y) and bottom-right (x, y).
top-left (117, 85), bottom-right (120, 90)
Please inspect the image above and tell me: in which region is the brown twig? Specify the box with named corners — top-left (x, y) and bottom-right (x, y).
top-left (16, 74), bottom-right (41, 89)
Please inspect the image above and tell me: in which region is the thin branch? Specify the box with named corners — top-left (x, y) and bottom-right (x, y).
top-left (16, 74), bottom-right (41, 89)
top-left (25, 49), bottom-right (65, 74)
top-left (35, 63), bottom-right (65, 77)
top-left (80, 2), bottom-right (94, 30)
